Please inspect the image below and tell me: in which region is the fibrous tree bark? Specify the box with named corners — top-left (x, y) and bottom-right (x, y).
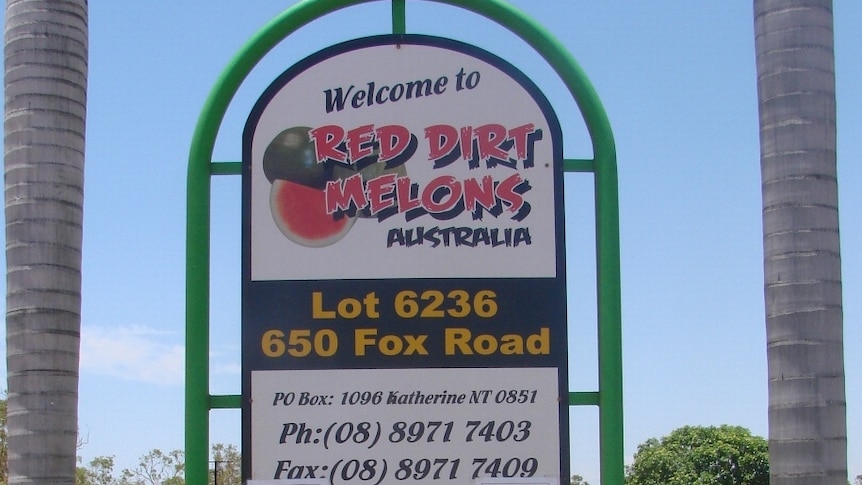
top-left (4, 0), bottom-right (88, 483)
top-left (753, 0), bottom-right (847, 483)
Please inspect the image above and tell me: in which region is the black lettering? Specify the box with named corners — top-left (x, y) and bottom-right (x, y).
top-left (323, 86), bottom-right (354, 113)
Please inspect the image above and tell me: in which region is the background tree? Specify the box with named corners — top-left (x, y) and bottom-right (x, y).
top-left (569, 474), bottom-right (589, 485)
top-left (76, 456), bottom-right (117, 485)
top-left (119, 449), bottom-right (184, 485)
top-left (73, 444), bottom-right (239, 485)
top-left (625, 425), bottom-right (768, 485)
top-left (4, 0), bottom-right (89, 484)
top-left (208, 444), bottom-right (240, 485)
top-left (753, 1), bottom-right (848, 483)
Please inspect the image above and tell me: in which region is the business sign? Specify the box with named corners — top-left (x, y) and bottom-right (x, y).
top-left (242, 35), bottom-right (568, 484)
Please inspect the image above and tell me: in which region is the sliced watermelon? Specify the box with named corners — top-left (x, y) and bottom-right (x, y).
top-left (270, 179), bottom-right (355, 247)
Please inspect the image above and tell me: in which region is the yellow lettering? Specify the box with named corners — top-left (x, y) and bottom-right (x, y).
top-left (354, 328), bottom-right (377, 356)
top-left (312, 291), bottom-right (336, 319)
top-left (363, 292), bottom-right (380, 318)
top-left (378, 335), bottom-right (404, 355)
top-left (445, 328), bottom-right (473, 355)
top-left (473, 334), bottom-right (498, 355)
top-left (337, 297), bottom-right (362, 318)
top-left (527, 327), bottom-right (550, 354)
top-left (500, 334), bottom-right (525, 354)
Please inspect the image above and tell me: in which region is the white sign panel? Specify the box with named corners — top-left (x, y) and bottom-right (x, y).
top-left (246, 38), bottom-right (557, 281)
top-left (251, 368), bottom-right (560, 483)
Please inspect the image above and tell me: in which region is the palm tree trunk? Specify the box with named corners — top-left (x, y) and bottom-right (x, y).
top-left (753, 1), bottom-right (847, 483)
top-left (4, 0), bottom-right (88, 483)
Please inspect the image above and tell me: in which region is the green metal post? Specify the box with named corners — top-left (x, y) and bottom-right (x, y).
top-left (392, 0), bottom-right (406, 34)
top-left (186, 132), bottom-right (211, 485)
top-left (594, 142), bottom-right (624, 485)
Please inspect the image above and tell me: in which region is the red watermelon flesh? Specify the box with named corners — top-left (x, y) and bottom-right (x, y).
top-left (270, 179), bottom-right (354, 247)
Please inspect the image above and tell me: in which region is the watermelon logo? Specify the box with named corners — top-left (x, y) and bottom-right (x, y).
top-left (264, 127), bottom-right (355, 247)
top-left (263, 126), bottom-right (407, 247)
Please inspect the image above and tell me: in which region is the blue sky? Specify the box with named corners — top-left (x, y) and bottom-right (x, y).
top-left (1, 1), bottom-right (860, 483)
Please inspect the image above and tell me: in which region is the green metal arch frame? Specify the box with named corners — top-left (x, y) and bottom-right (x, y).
top-left (186, 0), bottom-right (622, 484)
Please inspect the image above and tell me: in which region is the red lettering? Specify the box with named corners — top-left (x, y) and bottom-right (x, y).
top-left (376, 125), bottom-right (411, 163)
top-left (462, 175), bottom-right (496, 212)
top-left (325, 174), bottom-right (367, 214)
top-left (396, 177), bottom-right (421, 212)
top-left (495, 173), bottom-right (525, 214)
top-left (421, 176), bottom-right (462, 213)
top-left (508, 123), bottom-right (535, 160)
top-left (366, 173), bottom-right (398, 215)
top-left (460, 126), bottom-right (474, 161)
top-left (309, 125), bottom-right (347, 163)
top-left (425, 124), bottom-right (458, 160)
top-left (474, 124), bottom-right (508, 162)
top-left (346, 124), bottom-right (375, 162)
